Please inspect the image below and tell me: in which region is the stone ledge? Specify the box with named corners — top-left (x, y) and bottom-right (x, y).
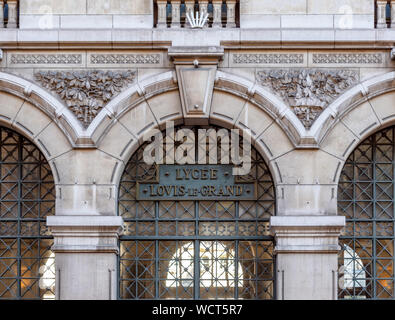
top-left (270, 215), bottom-right (345, 228)
top-left (270, 215), bottom-right (345, 253)
top-left (0, 29), bottom-right (394, 49)
top-left (47, 215), bottom-right (124, 227)
top-left (47, 215), bottom-right (124, 253)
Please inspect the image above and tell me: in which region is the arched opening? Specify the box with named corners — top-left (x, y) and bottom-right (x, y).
top-left (338, 125), bottom-right (395, 299)
top-left (0, 126), bottom-right (56, 300)
top-left (118, 125), bottom-right (276, 299)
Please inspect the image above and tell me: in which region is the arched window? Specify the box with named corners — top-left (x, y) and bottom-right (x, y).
top-left (165, 241), bottom-right (243, 289)
top-left (338, 125), bottom-right (395, 299)
top-left (118, 126), bottom-right (276, 299)
top-left (0, 126), bottom-right (56, 300)
top-left (339, 244), bottom-right (366, 290)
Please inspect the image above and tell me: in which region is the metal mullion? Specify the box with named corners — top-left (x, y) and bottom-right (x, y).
top-left (254, 241), bottom-right (259, 299)
top-left (0, 128), bottom-right (2, 220)
top-left (16, 134), bottom-right (22, 299)
top-left (155, 240), bottom-right (159, 299)
top-left (372, 134), bottom-right (377, 298)
top-left (117, 238), bottom-right (121, 299)
top-left (351, 152), bottom-right (357, 298)
top-left (235, 238), bottom-right (239, 299)
top-left (36, 237), bottom-right (41, 299)
top-left (392, 126), bottom-right (395, 298)
top-left (194, 200), bottom-right (199, 299)
top-left (155, 201), bottom-right (159, 299)
top-left (135, 238), bottom-right (138, 299)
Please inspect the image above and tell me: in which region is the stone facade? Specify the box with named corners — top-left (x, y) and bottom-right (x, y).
top-left (0, 0), bottom-right (394, 300)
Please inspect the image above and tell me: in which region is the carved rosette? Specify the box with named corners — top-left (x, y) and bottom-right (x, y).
top-left (257, 69), bottom-right (358, 129)
top-left (35, 70), bottom-right (136, 128)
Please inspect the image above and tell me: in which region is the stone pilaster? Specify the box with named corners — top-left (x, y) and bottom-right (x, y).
top-left (47, 215), bottom-right (124, 300)
top-left (270, 216), bottom-right (345, 300)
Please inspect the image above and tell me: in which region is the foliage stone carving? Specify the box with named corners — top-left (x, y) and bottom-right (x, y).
top-left (35, 70), bottom-right (136, 128)
top-left (256, 69), bottom-right (358, 129)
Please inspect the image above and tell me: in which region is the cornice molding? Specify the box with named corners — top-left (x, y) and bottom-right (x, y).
top-left (1, 28), bottom-right (395, 50)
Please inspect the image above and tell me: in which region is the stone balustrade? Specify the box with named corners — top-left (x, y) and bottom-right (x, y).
top-left (376, 0), bottom-right (395, 28)
top-left (0, 0), bottom-right (18, 28)
top-left (155, 0), bottom-right (238, 28)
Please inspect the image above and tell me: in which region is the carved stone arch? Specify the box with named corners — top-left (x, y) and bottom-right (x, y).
top-left (214, 71), bottom-right (310, 147)
top-left (95, 70), bottom-right (296, 187)
top-left (0, 71), bottom-right (82, 148)
top-left (315, 71), bottom-right (395, 148)
top-left (0, 74), bottom-right (79, 186)
top-left (320, 71), bottom-right (395, 186)
top-left (89, 70), bottom-right (179, 145)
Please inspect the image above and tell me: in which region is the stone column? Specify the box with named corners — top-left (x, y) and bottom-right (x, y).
top-left (391, 0), bottom-right (395, 28)
top-left (376, 0), bottom-right (388, 29)
top-left (171, 0), bottom-right (181, 28)
top-left (47, 215), bottom-right (124, 300)
top-left (6, 0), bottom-right (18, 28)
top-left (157, 0), bottom-right (168, 28)
top-left (226, 0), bottom-right (237, 28)
top-left (0, 1), bottom-right (4, 28)
top-left (212, 0), bottom-right (223, 28)
top-left (270, 216), bottom-right (345, 300)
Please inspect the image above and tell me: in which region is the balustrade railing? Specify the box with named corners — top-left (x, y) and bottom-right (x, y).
top-left (375, 0), bottom-right (395, 28)
top-left (154, 0), bottom-right (239, 28)
top-left (0, 0), bottom-right (18, 28)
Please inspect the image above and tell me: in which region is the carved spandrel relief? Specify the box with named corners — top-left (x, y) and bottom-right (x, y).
top-left (256, 69), bottom-right (358, 129)
top-left (35, 70), bottom-right (136, 128)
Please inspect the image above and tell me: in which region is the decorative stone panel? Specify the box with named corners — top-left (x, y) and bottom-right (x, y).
top-left (35, 70), bottom-right (136, 128)
top-left (10, 54), bottom-right (83, 65)
top-left (7, 53), bottom-right (85, 68)
top-left (89, 53), bottom-right (161, 65)
top-left (257, 69), bottom-right (359, 129)
top-left (312, 53), bottom-right (383, 65)
top-left (233, 53), bottom-right (304, 65)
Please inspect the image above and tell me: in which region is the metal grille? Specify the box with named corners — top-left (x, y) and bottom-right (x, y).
top-left (0, 126), bottom-right (55, 300)
top-left (118, 127), bottom-right (276, 299)
top-left (338, 126), bottom-right (395, 299)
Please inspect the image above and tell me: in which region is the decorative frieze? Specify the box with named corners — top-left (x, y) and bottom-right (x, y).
top-left (233, 54), bottom-right (304, 65)
top-left (257, 69), bottom-right (358, 129)
top-left (35, 70), bottom-right (136, 128)
top-left (10, 54), bottom-right (82, 65)
top-left (312, 53), bottom-right (383, 65)
top-left (90, 54), bottom-right (161, 65)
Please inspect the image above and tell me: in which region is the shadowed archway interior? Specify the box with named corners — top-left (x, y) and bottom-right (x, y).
top-left (118, 126), bottom-right (276, 299)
